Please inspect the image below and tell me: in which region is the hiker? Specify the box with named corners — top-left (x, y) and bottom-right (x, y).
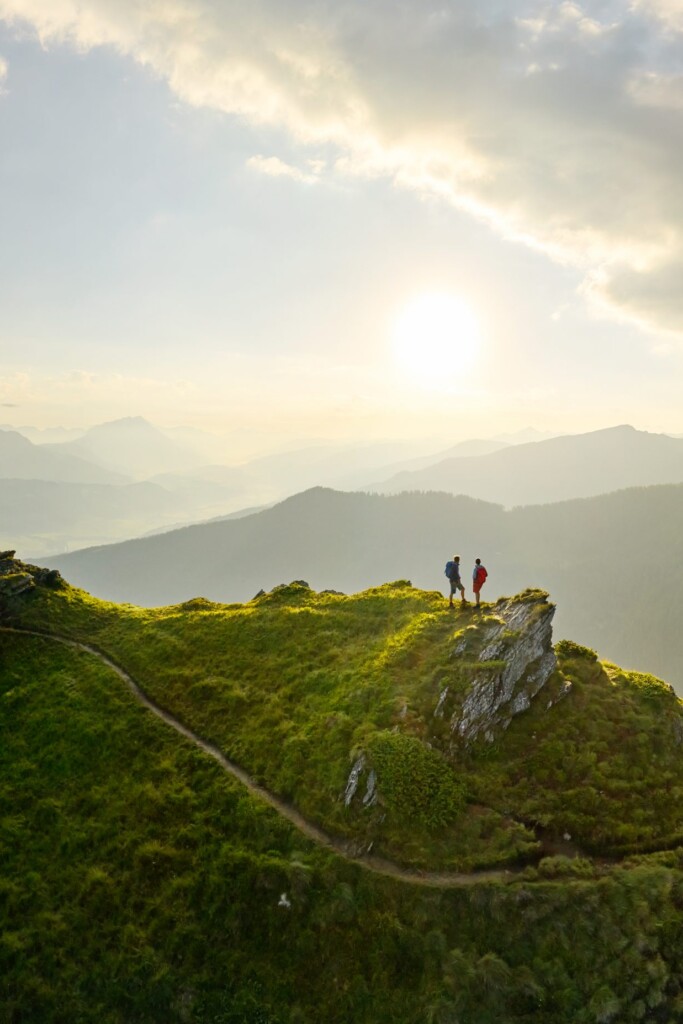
top-left (472, 558), bottom-right (488, 607)
top-left (444, 555), bottom-right (466, 608)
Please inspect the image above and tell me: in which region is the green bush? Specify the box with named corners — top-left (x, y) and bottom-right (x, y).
top-left (555, 639), bottom-right (598, 661)
top-left (367, 731), bottom-right (465, 830)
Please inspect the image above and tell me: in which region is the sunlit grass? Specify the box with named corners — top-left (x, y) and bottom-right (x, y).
top-left (5, 581), bottom-right (683, 1022)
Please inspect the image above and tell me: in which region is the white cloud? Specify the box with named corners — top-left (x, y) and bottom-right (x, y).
top-left (630, 0), bottom-right (683, 32)
top-left (0, 54), bottom-right (8, 90)
top-left (0, 371), bottom-right (32, 404)
top-left (247, 154), bottom-right (318, 184)
top-left (629, 71), bottom-right (683, 109)
top-left (2, 0), bottom-right (683, 334)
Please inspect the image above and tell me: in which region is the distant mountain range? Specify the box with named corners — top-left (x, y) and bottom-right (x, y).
top-left (8, 420), bottom-right (683, 560)
top-left (47, 416), bottom-right (202, 480)
top-left (371, 425), bottom-right (683, 505)
top-left (0, 429), bottom-right (126, 485)
top-left (44, 482), bottom-right (683, 693)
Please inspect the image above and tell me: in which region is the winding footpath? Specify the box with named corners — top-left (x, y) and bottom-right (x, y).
top-left (2, 625), bottom-right (570, 889)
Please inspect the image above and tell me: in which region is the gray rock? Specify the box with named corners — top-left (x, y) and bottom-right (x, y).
top-left (362, 769), bottom-right (377, 807)
top-left (547, 680), bottom-right (573, 709)
top-left (451, 595), bottom-right (557, 743)
top-left (0, 572), bottom-right (35, 597)
top-left (510, 691), bottom-right (531, 715)
top-left (434, 686), bottom-right (449, 718)
top-left (344, 755), bottom-right (366, 806)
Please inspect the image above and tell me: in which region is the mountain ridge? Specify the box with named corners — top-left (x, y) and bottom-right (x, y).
top-left (41, 482), bottom-right (683, 692)
top-left (371, 424), bottom-right (683, 505)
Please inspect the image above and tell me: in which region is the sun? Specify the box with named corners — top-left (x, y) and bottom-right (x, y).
top-left (391, 293), bottom-right (481, 387)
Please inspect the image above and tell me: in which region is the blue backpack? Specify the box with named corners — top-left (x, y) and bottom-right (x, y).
top-left (445, 560), bottom-right (457, 580)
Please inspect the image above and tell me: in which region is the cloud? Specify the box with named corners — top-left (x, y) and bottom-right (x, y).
top-left (629, 71), bottom-right (683, 110)
top-left (2, 0), bottom-right (683, 334)
top-left (631, 0), bottom-right (683, 33)
top-left (0, 54), bottom-right (8, 91)
top-left (247, 154), bottom-right (320, 184)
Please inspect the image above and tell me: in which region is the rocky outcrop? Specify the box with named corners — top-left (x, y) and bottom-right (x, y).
top-left (344, 755), bottom-right (378, 809)
top-left (0, 551), bottom-right (63, 619)
top-left (344, 755), bottom-right (366, 806)
top-left (0, 572), bottom-right (36, 598)
top-left (449, 593), bottom-right (557, 743)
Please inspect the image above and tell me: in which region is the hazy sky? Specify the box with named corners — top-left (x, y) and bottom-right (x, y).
top-left (1, 0), bottom-right (682, 448)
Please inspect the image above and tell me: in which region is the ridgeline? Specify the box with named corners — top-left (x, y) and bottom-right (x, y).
top-left (2, 553), bottom-right (683, 1023)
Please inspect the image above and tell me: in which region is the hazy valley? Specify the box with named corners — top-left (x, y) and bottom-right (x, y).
top-left (8, 419), bottom-right (683, 558)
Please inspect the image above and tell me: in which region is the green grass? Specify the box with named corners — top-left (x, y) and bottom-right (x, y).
top-left (5, 630), bottom-right (683, 1022)
top-left (466, 649), bottom-right (683, 855)
top-left (8, 573), bottom-right (683, 872)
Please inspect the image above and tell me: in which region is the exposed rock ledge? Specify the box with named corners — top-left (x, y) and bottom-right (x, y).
top-left (0, 551), bottom-right (63, 619)
top-left (448, 593), bottom-right (557, 743)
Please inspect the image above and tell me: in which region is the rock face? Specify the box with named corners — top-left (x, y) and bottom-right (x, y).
top-left (0, 551), bottom-right (63, 619)
top-left (344, 591), bottom-right (560, 810)
top-left (449, 594), bottom-right (557, 743)
top-left (344, 755), bottom-right (366, 806)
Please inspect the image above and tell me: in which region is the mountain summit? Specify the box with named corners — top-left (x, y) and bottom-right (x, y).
top-left (52, 416), bottom-right (201, 479)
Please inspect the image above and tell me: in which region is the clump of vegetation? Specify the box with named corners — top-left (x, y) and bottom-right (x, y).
top-left (497, 587), bottom-right (550, 604)
top-left (180, 597), bottom-right (216, 611)
top-left (556, 638), bottom-right (598, 661)
top-left (367, 731), bottom-right (465, 830)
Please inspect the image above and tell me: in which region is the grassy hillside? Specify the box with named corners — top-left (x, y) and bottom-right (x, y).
top-left (4, 570), bottom-right (683, 1022)
top-left (4, 630), bottom-right (683, 1024)
top-left (44, 483), bottom-right (683, 692)
top-left (9, 570), bottom-right (683, 868)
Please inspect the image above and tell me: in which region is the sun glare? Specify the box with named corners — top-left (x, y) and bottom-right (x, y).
top-left (391, 293), bottom-right (481, 388)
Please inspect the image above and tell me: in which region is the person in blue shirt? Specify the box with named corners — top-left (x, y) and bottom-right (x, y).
top-left (445, 555), bottom-right (466, 608)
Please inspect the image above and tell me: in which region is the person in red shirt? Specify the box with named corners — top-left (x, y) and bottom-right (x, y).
top-left (472, 558), bottom-right (488, 607)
